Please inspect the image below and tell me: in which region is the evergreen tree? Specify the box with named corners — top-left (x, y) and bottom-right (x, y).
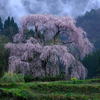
top-left (7, 16), bottom-right (11, 26)
top-left (11, 17), bottom-right (14, 26)
top-left (4, 20), bottom-right (8, 29)
top-left (81, 50), bottom-right (100, 78)
top-left (3, 16), bottom-right (18, 41)
top-left (4, 17), bottom-right (11, 28)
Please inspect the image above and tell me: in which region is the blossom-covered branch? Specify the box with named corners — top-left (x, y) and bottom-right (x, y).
top-left (5, 14), bottom-right (93, 79)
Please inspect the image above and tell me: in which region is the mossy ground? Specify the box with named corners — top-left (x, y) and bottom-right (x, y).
top-left (0, 79), bottom-right (100, 100)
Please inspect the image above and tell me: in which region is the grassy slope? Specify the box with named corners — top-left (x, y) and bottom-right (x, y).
top-left (0, 79), bottom-right (100, 100)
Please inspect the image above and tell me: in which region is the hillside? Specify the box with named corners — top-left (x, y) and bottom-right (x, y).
top-left (76, 8), bottom-right (100, 49)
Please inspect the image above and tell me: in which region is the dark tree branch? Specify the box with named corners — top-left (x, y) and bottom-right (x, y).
top-left (62, 40), bottom-right (77, 44)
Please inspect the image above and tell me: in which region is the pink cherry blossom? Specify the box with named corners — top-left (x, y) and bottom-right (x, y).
top-left (5, 14), bottom-right (93, 79)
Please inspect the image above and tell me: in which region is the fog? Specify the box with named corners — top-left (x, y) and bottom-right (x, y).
top-left (0, 0), bottom-right (100, 22)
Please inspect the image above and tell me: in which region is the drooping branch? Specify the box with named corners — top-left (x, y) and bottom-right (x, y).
top-left (5, 14), bottom-right (93, 79)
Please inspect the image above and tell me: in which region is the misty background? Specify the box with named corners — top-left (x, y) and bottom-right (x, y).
top-left (0, 0), bottom-right (100, 22)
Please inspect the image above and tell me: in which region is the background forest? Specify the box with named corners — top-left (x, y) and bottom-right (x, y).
top-left (0, 8), bottom-right (100, 79)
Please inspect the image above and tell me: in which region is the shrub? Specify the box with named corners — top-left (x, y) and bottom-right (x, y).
top-left (24, 71), bottom-right (67, 82)
top-left (71, 77), bottom-right (78, 84)
top-left (0, 73), bottom-right (25, 83)
top-left (24, 75), bottom-right (34, 82)
top-left (24, 75), bottom-right (59, 82)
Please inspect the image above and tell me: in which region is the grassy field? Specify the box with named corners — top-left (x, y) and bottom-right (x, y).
top-left (0, 79), bottom-right (100, 100)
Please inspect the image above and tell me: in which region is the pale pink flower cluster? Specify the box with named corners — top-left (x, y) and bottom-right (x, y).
top-left (5, 14), bottom-right (93, 79)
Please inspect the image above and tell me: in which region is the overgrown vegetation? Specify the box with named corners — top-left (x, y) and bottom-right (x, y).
top-left (0, 73), bottom-right (25, 83)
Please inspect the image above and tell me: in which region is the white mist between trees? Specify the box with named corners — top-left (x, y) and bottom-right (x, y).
top-left (5, 14), bottom-right (93, 79)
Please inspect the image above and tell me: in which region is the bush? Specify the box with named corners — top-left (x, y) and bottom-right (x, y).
top-left (24, 71), bottom-right (67, 82)
top-left (71, 77), bottom-right (78, 84)
top-left (24, 75), bottom-right (34, 82)
top-left (24, 75), bottom-right (65, 82)
top-left (24, 75), bottom-right (59, 82)
top-left (0, 73), bottom-right (25, 83)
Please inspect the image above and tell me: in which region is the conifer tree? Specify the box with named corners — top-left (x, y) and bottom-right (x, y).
top-left (11, 17), bottom-right (14, 26)
top-left (3, 16), bottom-right (18, 41)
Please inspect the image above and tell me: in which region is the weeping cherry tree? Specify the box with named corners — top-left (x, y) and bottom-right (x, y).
top-left (5, 14), bottom-right (93, 79)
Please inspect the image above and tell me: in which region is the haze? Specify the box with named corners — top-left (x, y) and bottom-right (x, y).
top-left (0, 0), bottom-right (100, 22)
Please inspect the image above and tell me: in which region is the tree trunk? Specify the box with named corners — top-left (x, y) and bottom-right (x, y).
top-left (42, 60), bottom-right (47, 76)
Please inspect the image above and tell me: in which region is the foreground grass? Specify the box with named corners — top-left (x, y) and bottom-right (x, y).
top-left (0, 79), bottom-right (100, 100)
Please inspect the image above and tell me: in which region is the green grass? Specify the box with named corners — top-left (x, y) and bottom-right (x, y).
top-left (0, 79), bottom-right (100, 99)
